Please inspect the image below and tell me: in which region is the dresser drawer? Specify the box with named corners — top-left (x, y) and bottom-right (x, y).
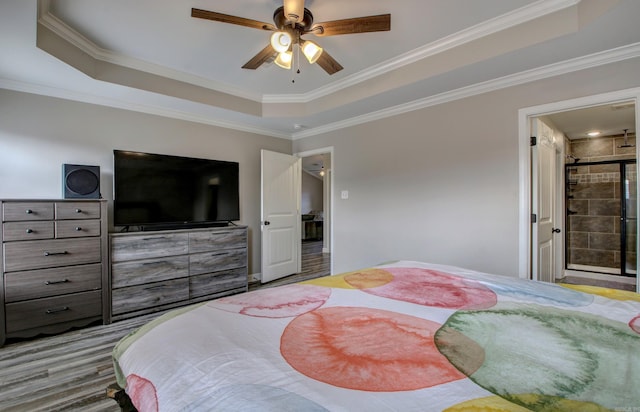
top-left (189, 228), bottom-right (248, 253)
top-left (111, 233), bottom-right (189, 262)
top-left (112, 255), bottom-right (189, 288)
top-left (4, 264), bottom-right (102, 303)
top-left (55, 202), bottom-right (101, 220)
top-left (111, 278), bottom-right (189, 315)
top-left (3, 221), bottom-right (54, 241)
top-left (190, 267), bottom-right (247, 299)
top-left (5, 290), bottom-right (102, 333)
top-left (3, 202), bottom-right (54, 222)
top-left (3, 237), bottom-right (101, 272)
top-left (189, 248), bottom-right (247, 276)
top-left (56, 219), bottom-right (101, 238)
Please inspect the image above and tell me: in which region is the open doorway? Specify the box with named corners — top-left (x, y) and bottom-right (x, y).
top-left (521, 91), bottom-right (639, 293)
top-left (253, 148), bottom-right (333, 290)
top-left (298, 151), bottom-right (332, 281)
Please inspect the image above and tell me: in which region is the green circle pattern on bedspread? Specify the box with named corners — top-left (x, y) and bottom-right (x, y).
top-left (434, 303), bottom-right (640, 410)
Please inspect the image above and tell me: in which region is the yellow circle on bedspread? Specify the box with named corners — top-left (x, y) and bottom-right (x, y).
top-left (444, 394), bottom-right (610, 412)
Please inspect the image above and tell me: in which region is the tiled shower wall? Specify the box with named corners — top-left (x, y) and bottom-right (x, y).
top-left (566, 133), bottom-right (637, 272)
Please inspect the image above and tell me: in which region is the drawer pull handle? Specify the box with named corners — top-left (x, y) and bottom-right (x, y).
top-left (25, 209), bottom-right (33, 214)
top-left (75, 227), bottom-right (82, 231)
top-left (75, 208), bottom-right (82, 213)
top-left (26, 228), bottom-right (34, 234)
top-left (44, 251), bottom-right (69, 256)
top-left (45, 279), bottom-right (69, 285)
top-left (45, 306), bottom-right (69, 314)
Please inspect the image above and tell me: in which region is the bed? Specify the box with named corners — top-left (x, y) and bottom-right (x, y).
top-left (112, 260), bottom-right (640, 411)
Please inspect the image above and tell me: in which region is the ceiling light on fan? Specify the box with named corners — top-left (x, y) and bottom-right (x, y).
top-left (301, 40), bottom-right (323, 64)
top-left (270, 31), bottom-right (292, 53)
top-left (274, 51), bottom-right (293, 69)
top-left (283, 0), bottom-right (304, 23)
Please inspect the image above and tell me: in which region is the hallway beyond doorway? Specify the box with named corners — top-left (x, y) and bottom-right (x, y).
top-left (250, 240), bottom-right (330, 290)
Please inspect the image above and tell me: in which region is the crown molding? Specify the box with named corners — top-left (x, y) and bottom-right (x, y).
top-left (38, 0), bottom-right (579, 106)
top-left (4, 41), bottom-right (638, 142)
top-left (264, 0), bottom-right (580, 104)
top-left (292, 42), bottom-right (640, 139)
top-left (37, 3), bottom-right (262, 103)
top-left (0, 77), bottom-right (290, 140)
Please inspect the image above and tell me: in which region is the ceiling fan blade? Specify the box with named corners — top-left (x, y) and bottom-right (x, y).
top-left (191, 8), bottom-right (276, 31)
top-left (310, 14), bottom-right (391, 37)
top-left (316, 50), bottom-right (343, 75)
top-left (242, 44), bottom-right (278, 70)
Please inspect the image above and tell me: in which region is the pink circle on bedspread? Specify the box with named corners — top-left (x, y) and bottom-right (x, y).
top-left (126, 374), bottom-right (158, 412)
top-left (281, 306), bottom-right (467, 391)
top-left (631, 315), bottom-right (640, 334)
top-left (207, 284), bottom-right (331, 318)
top-left (348, 268), bottom-right (497, 309)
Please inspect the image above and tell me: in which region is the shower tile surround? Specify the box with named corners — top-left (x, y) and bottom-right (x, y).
top-left (566, 133), bottom-right (637, 272)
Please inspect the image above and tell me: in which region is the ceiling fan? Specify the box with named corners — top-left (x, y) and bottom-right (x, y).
top-left (191, 0), bottom-right (391, 75)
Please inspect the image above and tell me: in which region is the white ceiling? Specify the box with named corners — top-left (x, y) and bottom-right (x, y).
top-left (546, 101), bottom-right (636, 140)
top-left (0, 0), bottom-right (639, 139)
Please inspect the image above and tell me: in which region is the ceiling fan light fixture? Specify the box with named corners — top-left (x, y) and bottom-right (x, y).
top-left (301, 40), bottom-right (323, 64)
top-left (274, 50), bottom-right (293, 69)
top-left (270, 31), bottom-right (292, 53)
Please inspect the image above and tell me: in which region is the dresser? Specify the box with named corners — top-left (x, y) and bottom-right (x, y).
top-left (0, 199), bottom-right (108, 345)
top-left (110, 225), bottom-right (248, 321)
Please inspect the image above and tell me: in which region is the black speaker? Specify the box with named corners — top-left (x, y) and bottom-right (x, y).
top-left (63, 164), bottom-right (101, 199)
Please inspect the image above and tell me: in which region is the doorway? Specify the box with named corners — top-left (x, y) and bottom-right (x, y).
top-left (298, 147), bottom-right (333, 279)
top-left (519, 89), bottom-right (639, 293)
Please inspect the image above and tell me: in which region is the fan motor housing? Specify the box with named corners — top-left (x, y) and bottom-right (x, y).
top-left (273, 6), bottom-right (313, 30)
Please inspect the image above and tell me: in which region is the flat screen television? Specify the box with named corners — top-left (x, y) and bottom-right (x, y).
top-left (113, 150), bottom-right (239, 230)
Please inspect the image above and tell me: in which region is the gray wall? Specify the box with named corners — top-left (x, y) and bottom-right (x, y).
top-left (2, 58), bottom-right (640, 279)
top-left (0, 89), bottom-right (292, 275)
top-left (293, 58), bottom-right (640, 277)
top-left (301, 172), bottom-right (323, 214)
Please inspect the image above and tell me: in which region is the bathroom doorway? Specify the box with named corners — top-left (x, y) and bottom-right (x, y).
top-left (520, 90), bottom-right (640, 292)
top-left (546, 101), bottom-right (637, 289)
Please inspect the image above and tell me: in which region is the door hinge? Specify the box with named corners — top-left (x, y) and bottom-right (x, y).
top-left (530, 136), bottom-right (537, 146)
top-left (531, 213), bottom-right (537, 223)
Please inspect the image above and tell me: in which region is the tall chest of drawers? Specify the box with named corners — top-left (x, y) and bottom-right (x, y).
top-left (0, 199), bottom-right (108, 345)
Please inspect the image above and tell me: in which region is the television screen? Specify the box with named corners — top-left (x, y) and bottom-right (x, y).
top-left (113, 150), bottom-right (239, 229)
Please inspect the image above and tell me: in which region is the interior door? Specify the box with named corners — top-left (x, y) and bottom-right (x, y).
top-left (531, 118), bottom-right (557, 282)
top-left (261, 150), bottom-right (301, 283)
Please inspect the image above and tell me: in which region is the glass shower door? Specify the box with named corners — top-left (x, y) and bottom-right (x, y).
top-left (565, 160), bottom-right (637, 276)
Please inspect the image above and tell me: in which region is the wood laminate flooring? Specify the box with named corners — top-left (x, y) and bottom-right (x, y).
top-left (249, 239), bottom-right (331, 290)
top-left (0, 240), bottom-right (330, 411)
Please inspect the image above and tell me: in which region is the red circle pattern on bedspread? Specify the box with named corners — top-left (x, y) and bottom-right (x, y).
top-left (280, 306), bottom-right (474, 391)
top-left (345, 268), bottom-right (498, 309)
top-left (276, 268), bottom-right (497, 391)
top-left (631, 315), bottom-right (640, 334)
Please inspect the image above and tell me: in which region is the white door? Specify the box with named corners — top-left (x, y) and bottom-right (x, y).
top-left (261, 150), bottom-right (301, 283)
top-left (531, 118), bottom-right (557, 282)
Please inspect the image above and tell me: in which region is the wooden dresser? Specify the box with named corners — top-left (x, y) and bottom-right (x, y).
top-left (0, 199), bottom-right (108, 345)
top-left (110, 225), bottom-right (248, 321)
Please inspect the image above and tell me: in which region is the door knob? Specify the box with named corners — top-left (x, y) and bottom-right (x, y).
top-left (552, 228), bottom-right (561, 233)
top-left (263, 221), bottom-right (271, 226)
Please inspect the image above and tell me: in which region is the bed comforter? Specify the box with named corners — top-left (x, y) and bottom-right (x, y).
top-left (113, 261), bottom-right (640, 411)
